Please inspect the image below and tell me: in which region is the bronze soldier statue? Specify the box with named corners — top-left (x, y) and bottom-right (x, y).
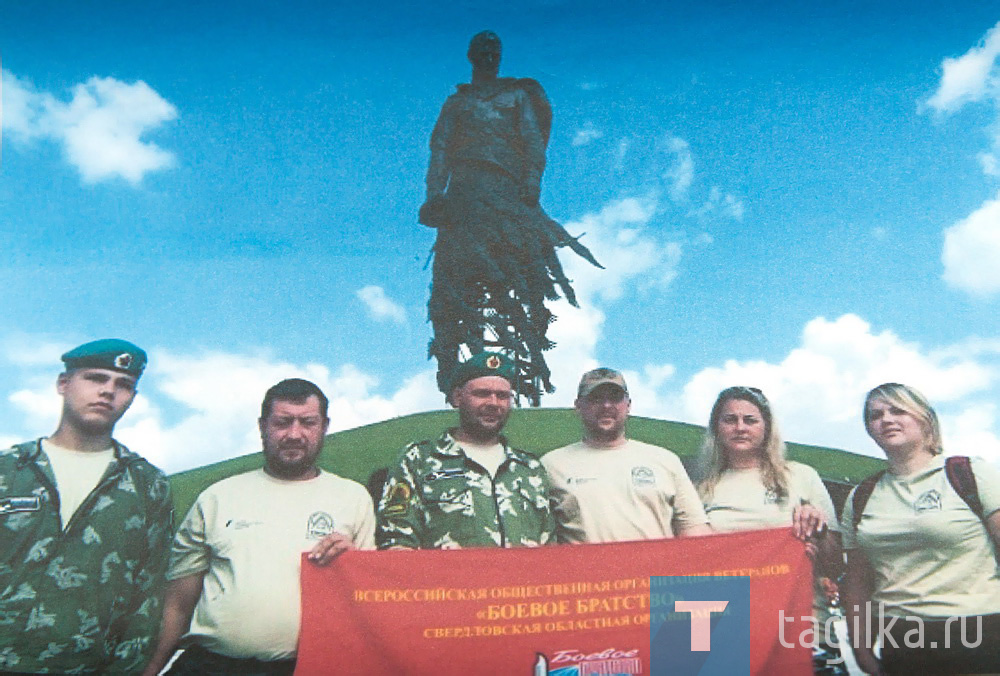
top-left (421, 30), bottom-right (601, 404)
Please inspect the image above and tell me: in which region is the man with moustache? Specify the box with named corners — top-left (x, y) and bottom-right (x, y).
top-left (0, 339), bottom-right (173, 674)
top-left (377, 352), bottom-right (554, 549)
top-left (543, 368), bottom-right (710, 543)
top-left (142, 379), bottom-right (374, 676)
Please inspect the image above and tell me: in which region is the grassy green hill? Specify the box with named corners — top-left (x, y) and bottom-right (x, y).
top-left (168, 408), bottom-right (884, 521)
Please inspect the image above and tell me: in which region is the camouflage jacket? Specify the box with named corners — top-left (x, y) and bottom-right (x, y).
top-left (0, 440), bottom-right (173, 673)
top-left (376, 431), bottom-right (555, 549)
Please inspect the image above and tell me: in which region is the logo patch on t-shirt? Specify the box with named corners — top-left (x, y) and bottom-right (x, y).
top-left (914, 489), bottom-right (943, 513)
top-left (307, 511), bottom-right (335, 540)
top-left (225, 519), bottom-right (262, 530)
top-left (631, 466), bottom-right (655, 487)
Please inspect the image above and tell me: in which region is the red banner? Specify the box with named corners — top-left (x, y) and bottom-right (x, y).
top-left (296, 529), bottom-right (813, 676)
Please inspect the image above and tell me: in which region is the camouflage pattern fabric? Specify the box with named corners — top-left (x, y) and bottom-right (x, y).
top-left (0, 440), bottom-right (173, 673)
top-left (376, 431), bottom-right (554, 549)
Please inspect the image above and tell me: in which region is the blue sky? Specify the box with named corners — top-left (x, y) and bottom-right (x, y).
top-left (3, 1), bottom-right (1000, 473)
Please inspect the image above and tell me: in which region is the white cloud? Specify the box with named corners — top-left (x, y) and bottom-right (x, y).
top-left (0, 339), bottom-right (444, 473)
top-left (925, 26), bottom-right (1000, 297)
top-left (2, 70), bottom-right (46, 140)
top-left (2, 69), bottom-right (177, 184)
top-left (690, 186), bottom-right (745, 222)
top-left (4, 312), bottom-right (999, 471)
top-left (356, 286), bottom-right (406, 324)
top-left (120, 349), bottom-right (438, 472)
top-left (544, 196), bottom-right (685, 400)
top-left (978, 151), bottom-right (1000, 176)
top-left (674, 314), bottom-right (1000, 461)
top-left (1, 333), bottom-right (72, 367)
top-left (661, 136), bottom-right (694, 201)
top-left (940, 403), bottom-right (1000, 460)
top-left (942, 195), bottom-right (1000, 295)
top-left (925, 21), bottom-right (1000, 113)
top-left (613, 138), bottom-right (630, 169)
top-left (572, 122), bottom-right (603, 147)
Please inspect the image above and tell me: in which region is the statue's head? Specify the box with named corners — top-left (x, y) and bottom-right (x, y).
top-left (467, 30), bottom-right (502, 74)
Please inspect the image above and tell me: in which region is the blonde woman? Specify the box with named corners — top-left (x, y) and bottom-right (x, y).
top-left (699, 386), bottom-right (844, 675)
top-left (842, 383), bottom-right (1000, 675)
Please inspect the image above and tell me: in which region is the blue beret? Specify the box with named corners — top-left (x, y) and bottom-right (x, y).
top-left (61, 339), bottom-right (147, 378)
top-left (450, 351), bottom-right (515, 391)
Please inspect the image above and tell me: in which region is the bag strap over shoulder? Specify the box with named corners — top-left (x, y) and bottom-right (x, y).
top-left (944, 456), bottom-right (984, 520)
top-left (851, 469), bottom-right (886, 530)
top-left (852, 456), bottom-right (984, 531)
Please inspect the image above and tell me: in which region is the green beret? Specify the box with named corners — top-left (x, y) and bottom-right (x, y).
top-left (61, 339), bottom-right (147, 379)
top-left (450, 352), bottom-right (515, 391)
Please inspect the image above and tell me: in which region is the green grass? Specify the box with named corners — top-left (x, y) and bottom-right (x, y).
top-left (168, 408), bottom-right (885, 522)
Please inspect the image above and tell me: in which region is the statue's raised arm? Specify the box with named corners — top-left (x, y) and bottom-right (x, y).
top-left (421, 31), bottom-right (602, 404)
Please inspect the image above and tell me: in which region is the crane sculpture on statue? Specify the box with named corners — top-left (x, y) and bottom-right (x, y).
top-left (419, 30), bottom-right (602, 405)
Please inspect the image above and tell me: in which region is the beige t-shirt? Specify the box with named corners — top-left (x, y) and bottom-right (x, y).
top-left (42, 439), bottom-right (115, 528)
top-left (702, 462), bottom-right (838, 533)
top-left (169, 469), bottom-right (376, 659)
top-left (543, 439), bottom-right (708, 543)
top-left (701, 462), bottom-right (839, 624)
top-left (841, 455), bottom-right (1000, 618)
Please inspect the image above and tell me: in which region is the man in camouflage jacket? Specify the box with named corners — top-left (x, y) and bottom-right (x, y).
top-left (377, 352), bottom-right (554, 549)
top-left (0, 339), bottom-right (173, 673)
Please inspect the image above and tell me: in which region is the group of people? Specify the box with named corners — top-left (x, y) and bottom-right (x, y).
top-left (1, 340), bottom-right (997, 675)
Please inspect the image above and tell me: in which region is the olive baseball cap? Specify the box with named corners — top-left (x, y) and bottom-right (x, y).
top-left (577, 367), bottom-right (628, 398)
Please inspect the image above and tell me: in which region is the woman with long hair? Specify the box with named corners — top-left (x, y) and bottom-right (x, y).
top-left (842, 383), bottom-right (1000, 675)
top-left (698, 386), bottom-right (844, 675)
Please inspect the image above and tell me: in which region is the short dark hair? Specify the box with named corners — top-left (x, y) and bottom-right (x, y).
top-left (260, 378), bottom-right (329, 419)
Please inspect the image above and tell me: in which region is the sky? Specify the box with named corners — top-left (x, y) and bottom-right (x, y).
top-left (3, 1), bottom-right (1000, 474)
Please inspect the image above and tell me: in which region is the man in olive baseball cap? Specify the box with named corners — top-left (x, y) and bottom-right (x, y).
top-left (543, 367), bottom-right (710, 544)
top-left (0, 338), bottom-right (172, 673)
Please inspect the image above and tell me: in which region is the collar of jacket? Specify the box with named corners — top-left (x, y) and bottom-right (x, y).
top-left (435, 430), bottom-right (530, 467)
top-left (13, 438), bottom-right (139, 470)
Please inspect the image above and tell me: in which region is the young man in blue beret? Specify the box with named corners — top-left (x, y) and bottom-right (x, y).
top-left (0, 339), bottom-right (174, 673)
top-left (376, 352), bottom-right (554, 549)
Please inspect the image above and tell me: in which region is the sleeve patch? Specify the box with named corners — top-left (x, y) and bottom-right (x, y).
top-left (383, 483), bottom-right (413, 516)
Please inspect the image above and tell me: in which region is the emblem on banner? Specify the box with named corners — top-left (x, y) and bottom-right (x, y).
top-left (533, 648), bottom-right (643, 675)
